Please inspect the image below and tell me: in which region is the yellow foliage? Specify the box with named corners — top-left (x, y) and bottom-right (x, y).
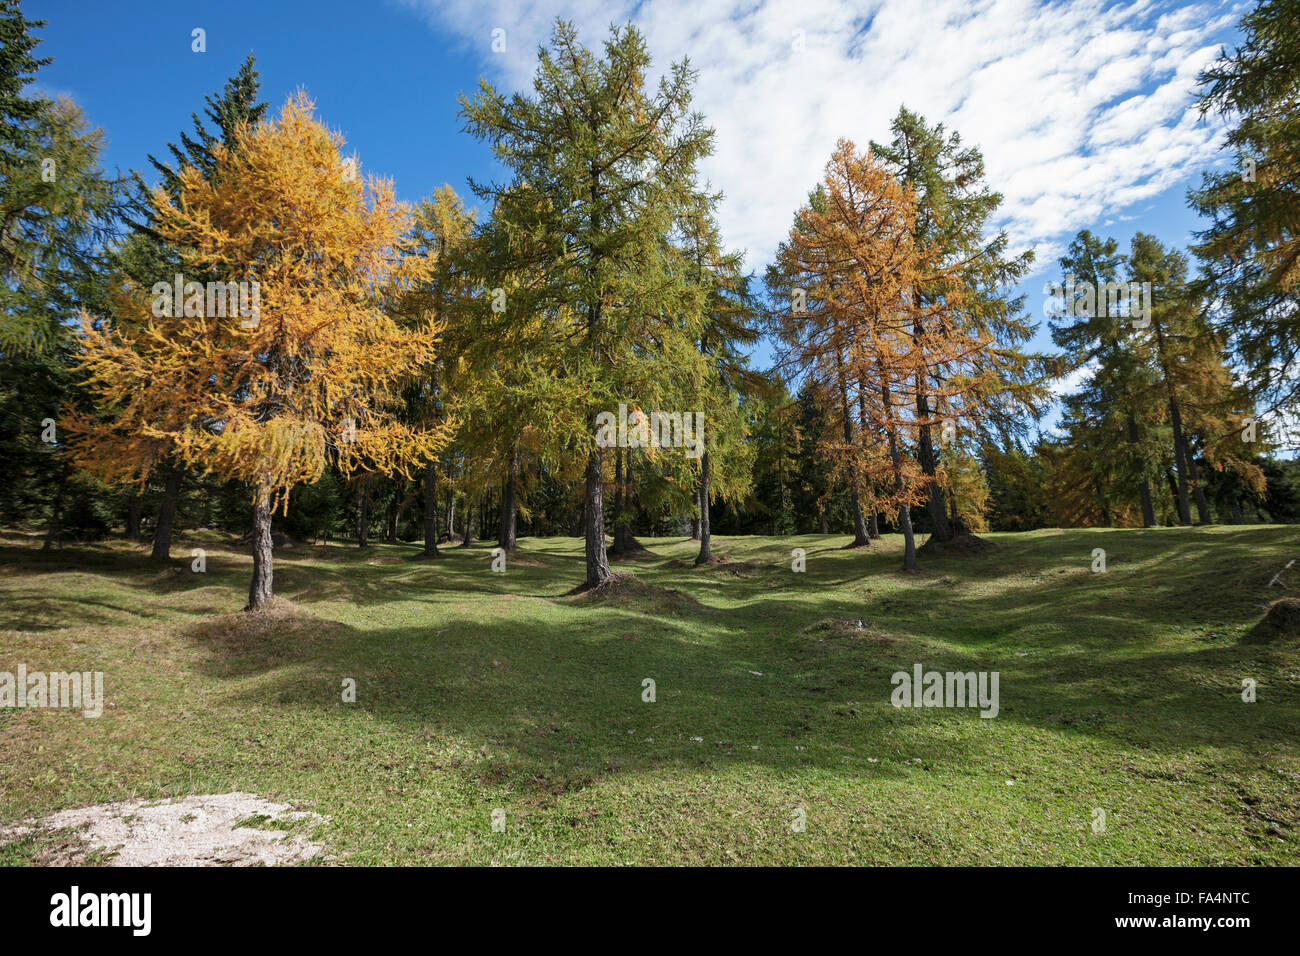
top-left (65, 93), bottom-right (453, 510)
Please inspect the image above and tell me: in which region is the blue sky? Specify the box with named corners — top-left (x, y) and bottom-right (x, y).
top-left (28, 0), bottom-right (1249, 434)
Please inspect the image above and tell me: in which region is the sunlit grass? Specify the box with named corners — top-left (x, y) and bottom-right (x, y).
top-left (1, 524), bottom-right (1297, 865)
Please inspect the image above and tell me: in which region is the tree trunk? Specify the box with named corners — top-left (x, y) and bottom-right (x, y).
top-left (819, 510), bottom-right (829, 535)
top-left (1164, 464), bottom-right (1182, 520)
top-left (42, 480), bottom-right (64, 551)
top-left (246, 490), bottom-right (274, 611)
top-left (125, 494), bottom-right (143, 540)
top-left (445, 488), bottom-right (455, 545)
top-left (460, 494), bottom-right (474, 547)
top-left (499, 445), bottom-right (519, 550)
top-left (898, 502), bottom-right (916, 570)
top-left (690, 484), bottom-right (702, 540)
top-left (846, 474), bottom-right (870, 544)
top-left (923, 468), bottom-right (951, 538)
top-left (385, 486), bottom-right (398, 543)
top-left (422, 461), bottom-right (440, 557)
top-left (1168, 402), bottom-right (1193, 526)
top-left (1152, 314), bottom-right (1211, 526)
top-left (882, 378), bottom-right (915, 570)
top-left (914, 385), bottom-right (954, 542)
top-left (612, 445), bottom-right (633, 554)
top-left (868, 510), bottom-right (880, 538)
top-left (1185, 450), bottom-right (1213, 524)
top-left (839, 376), bottom-right (870, 547)
top-left (356, 477), bottom-right (370, 549)
top-left (1126, 414), bottom-right (1156, 527)
top-left (694, 449), bottom-right (712, 566)
top-left (151, 466), bottom-right (182, 560)
top-left (583, 447), bottom-right (611, 589)
top-left (948, 494), bottom-right (971, 536)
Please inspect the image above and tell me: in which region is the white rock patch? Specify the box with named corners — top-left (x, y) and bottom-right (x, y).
top-left (4, 793), bottom-right (327, 866)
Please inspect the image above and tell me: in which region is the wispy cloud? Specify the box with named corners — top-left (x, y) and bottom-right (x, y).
top-left (398, 0), bottom-right (1240, 270)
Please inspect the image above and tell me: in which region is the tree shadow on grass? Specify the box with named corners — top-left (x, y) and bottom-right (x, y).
top-left (10, 525), bottom-right (1300, 809)
top-left (169, 567), bottom-right (1300, 808)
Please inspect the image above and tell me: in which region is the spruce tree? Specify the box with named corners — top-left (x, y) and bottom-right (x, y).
top-left (1051, 230), bottom-right (1159, 527)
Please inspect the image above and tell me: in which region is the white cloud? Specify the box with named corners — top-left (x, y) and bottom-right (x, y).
top-left (397, 0), bottom-right (1238, 271)
top-left (1051, 360), bottom-right (1097, 399)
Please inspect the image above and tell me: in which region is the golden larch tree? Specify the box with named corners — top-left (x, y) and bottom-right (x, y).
top-left (66, 93), bottom-right (453, 609)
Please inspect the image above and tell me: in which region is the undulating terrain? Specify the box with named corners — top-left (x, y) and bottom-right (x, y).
top-left (1, 525), bottom-right (1297, 865)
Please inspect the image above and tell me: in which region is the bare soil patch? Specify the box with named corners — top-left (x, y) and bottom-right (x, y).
top-left (1, 793), bottom-right (328, 866)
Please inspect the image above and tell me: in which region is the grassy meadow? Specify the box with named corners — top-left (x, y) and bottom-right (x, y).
top-left (1, 525), bottom-right (1298, 865)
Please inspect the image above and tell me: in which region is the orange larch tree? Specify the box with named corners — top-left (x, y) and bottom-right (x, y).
top-left (772, 139), bottom-right (981, 568)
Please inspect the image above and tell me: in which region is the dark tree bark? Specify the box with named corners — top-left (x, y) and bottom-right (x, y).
top-left (125, 494), bottom-right (143, 540)
top-left (246, 491), bottom-right (274, 611)
top-left (583, 447), bottom-right (611, 589)
top-left (898, 502), bottom-right (917, 569)
top-left (151, 466), bottom-right (183, 560)
top-left (819, 510), bottom-right (829, 535)
top-left (612, 447), bottom-right (635, 555)
top-left (882, 380), bottom-right (916, 570)
top-left (422, 461), bottom-right (440, 557)
top-left (1185, 450), bottom-right (1213, 524)
top-left (1164, 464), bottom-right (1183, 518)
top-left (385, 484), bottom-right (398, 543)
top-left (845, 477), bottom-right (870, 545)
top-left (42, 480), bottom-right (64, 552)
top-left (445, 487), bottom-right (455, 545)
top-left (838, 375), bottom-right (871, 547)
top-left (356, 477), bottom-right (370, 549)
top-left (946, 494), bottom-right (973, 537)
top-left (1169, 408), bottom-right (1193, 526)
top-left (1151, 310), bottom-right (1212, 526)
top-left (694, 449), bottom-right (712, 566)
top-left (499, 445), bottom-right (519, 550)
top-left (690, 484), bottom-right (702, 540)
top-left (460, 493), bottom-right (474, 547)
top-left (868, 510), bottom-right (880, 538)
top-left (914, 373), bottom-right (954, 544)
top-left (1127, 414), bottom-right (1157, 527)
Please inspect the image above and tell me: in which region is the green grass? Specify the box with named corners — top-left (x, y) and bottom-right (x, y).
top-left (1, 524), bottom-right (1298, 865)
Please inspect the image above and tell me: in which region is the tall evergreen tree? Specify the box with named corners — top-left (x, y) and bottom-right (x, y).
top-left (142, 54), bottom-right (267, 210)
top-left (461, 20), bottom-right (715, 590)
top-left (678, 199), bottom-right (764, 565)
top-left (393, 185), bottom-right (477, 558)
top-left (0, 4), bottom-right (123, 546)
top-left (1128, 233), bottom-right (1235, 525)
top-left (1050, 230), bottom-right (1159, 527)
top-left (1191, 0), bottom-right (1300, 422)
